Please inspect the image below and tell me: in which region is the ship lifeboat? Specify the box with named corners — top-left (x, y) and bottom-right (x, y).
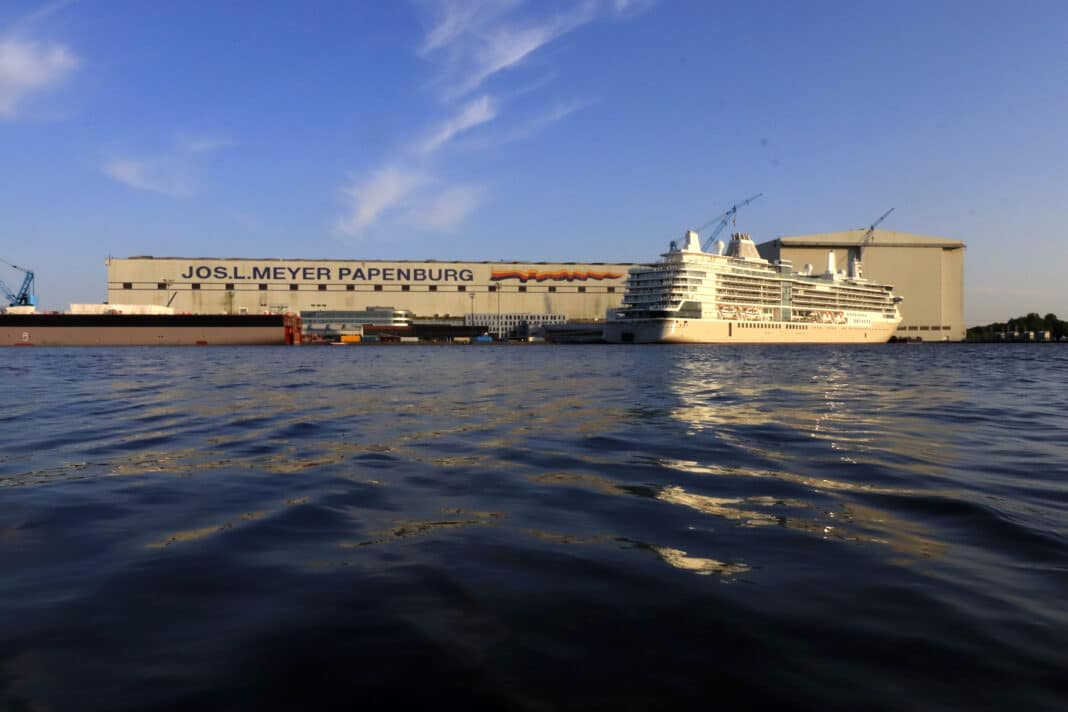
top-left (718, 305), bottom-right (738, 319)
top-left (744, 307), bottom-right (761, 320)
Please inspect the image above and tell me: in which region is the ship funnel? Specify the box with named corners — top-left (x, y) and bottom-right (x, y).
top-left (683, 230), bottom-right (702, 251)
top-left (724, 233), bottom-right (766, 262)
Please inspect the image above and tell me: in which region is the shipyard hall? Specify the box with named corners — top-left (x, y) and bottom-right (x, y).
top-left (104, 226), bottom-right (964, 341)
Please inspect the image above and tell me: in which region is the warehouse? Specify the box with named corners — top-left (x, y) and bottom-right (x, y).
top-left (757, 229), bottom-right (966, 340)
top-left (106, 257), bottom-right (633, 322)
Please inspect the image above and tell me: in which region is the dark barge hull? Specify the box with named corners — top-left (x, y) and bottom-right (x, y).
top-left (1, 314), bottom-right (296, 346)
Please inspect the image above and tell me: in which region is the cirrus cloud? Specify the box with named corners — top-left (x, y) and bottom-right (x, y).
top-left (0, 34), bottom-right (79, 117)
top-left (101, 133), bottom-right (234, 198)
top-left (423, 0), bottom-right (599, 100)
top-left (407, 185), bottom-right (485, 231)
top-left (335, 1), bottom-right (652, 237)
top-left (337, 165), bottom-right (430, 235)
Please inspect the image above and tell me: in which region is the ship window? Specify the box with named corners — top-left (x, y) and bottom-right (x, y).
top-left (548, 286), bottom-right (556, 293)
top-left (402, 285), bottom-right (410, 292)
top-left (578, 286), bottom-right (586, 293)
top-left (122, 282), bottom-right (132, 289)
top-left (519, 286), bottom-right (527, 293)
top-left (191, 283), bottom-right (201, 290)
top-left (157, 282), bottom-right (166, 290)
top-left (607, 287), bottom-right (615, 293)
top-left (225, 283), bottom-right (234, 291)
top-left (318, 284), bottom-right (327, 292)
top-left (457, 285), bottom-right (466, 292)
top-left (259, 283), bottom-right (268, 291)
top-left (290, 284), bottom-right (299, 291)
top-left (489, 286), bottom-right (498, 292)
top-left (346, 284), bottom-right (355, 291)
top-left (374, 285), bottom-right (383, 292)
top-left (429, 285), bottom-right (437, 292)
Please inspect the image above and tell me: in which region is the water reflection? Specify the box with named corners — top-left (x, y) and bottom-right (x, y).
top-left (529, 471), bottom-right (945, 564)
top-left (647, 545), bottom-right (750, 578)
top-left (607, 348), bottom-right (969, 566)
top-left (147, 497), bottom-right (310, 548)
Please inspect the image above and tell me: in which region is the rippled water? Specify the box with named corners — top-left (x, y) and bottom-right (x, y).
top-left (2, 344), bottom-right (1067, 710)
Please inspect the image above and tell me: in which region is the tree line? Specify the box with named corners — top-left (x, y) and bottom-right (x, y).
top-left (967, 313), bottom-right (1067, 339)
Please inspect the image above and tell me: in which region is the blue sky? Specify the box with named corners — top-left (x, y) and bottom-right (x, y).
top-left (1, 0), bottom-right (1066, 323)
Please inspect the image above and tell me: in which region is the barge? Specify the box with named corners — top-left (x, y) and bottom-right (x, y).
top-left (1, 313), bottom-right (301, 346)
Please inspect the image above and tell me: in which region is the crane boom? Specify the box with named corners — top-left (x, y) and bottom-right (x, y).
top-left (861, 208), bottom-right (894, 247)
top-left (698, 193), bottom-right (763, 251)
top-left (0, 258), bottom-right (37, 307)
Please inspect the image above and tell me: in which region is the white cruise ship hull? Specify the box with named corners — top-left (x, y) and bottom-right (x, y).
top-left (609, 228), bottom-right (904, 345)
top-left (603, 317), bottom-right (900, 344)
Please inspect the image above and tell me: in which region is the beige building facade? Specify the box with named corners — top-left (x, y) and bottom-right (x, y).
top-left (757, 229), bottom-right (966, 340)
top-left (106, 257), bottom-right (633, 321)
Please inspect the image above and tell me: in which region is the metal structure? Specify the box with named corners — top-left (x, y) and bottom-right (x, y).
top-left (859, 208), bottom-right (894, 256)
top-left (0, 259), bottom-right (36, 307)
top-left (698, 194), bottom-right (763, 251)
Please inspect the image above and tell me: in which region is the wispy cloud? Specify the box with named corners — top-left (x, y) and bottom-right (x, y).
top-left (0, 34), bottom-right (79, 118)
top-left (101, 133), bottom-right (233, 197)
top-left (178, 134), bottom-right (235, 154)
top-left (466, 99), bottom-right (592, 149)
top-left (418, 0), bottom-right (520, 55)
top-left (101, 157), bottom-right (194, 198)
top-left (337, 166), bottom-right (430, 235)
top-left (610, 0), bottom-right (656, 18)
top-left (407, 185), bottom-right (485, 231)
top-left (335, 1), bottom-right (650, 237)
top-left (336, 98), bottom-right (494, 236)
top-left (424, 0), bottom-right (599, 100)
top-left (13, 0), bottom-right (80, 31)
top-left (416, 95), bottom-right (496, 154)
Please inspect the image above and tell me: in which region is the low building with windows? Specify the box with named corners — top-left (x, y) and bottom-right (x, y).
top-left (465, 312), bottom-right (568, 338)
top-left (757, 229), bottom-right (966, 340)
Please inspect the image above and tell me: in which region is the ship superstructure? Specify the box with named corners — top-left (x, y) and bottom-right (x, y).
top-left (603, 230), bottom-right (902, 344)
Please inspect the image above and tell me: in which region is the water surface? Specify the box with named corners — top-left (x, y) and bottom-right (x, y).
top-left (2, 344), bottom-right (1066, 710)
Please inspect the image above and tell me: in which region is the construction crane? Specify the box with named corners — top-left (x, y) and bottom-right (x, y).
top-left (0, 258), bottom-right (37, 308)
top-left (697, 193), bottom-right (763, 251)
top-left (859, 208), bottom-right (894, 256)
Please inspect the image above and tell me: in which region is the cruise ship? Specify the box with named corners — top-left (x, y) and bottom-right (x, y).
top-left (603, 230), bottom-right (902, 344)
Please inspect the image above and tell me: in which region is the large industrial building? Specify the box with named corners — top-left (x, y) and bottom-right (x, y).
top-left (105, 257), bottom-right (633, 329)
top-left (104, 228), bottom-right (965, 341)
top-left (757, 229), bottom-right (966, 340)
